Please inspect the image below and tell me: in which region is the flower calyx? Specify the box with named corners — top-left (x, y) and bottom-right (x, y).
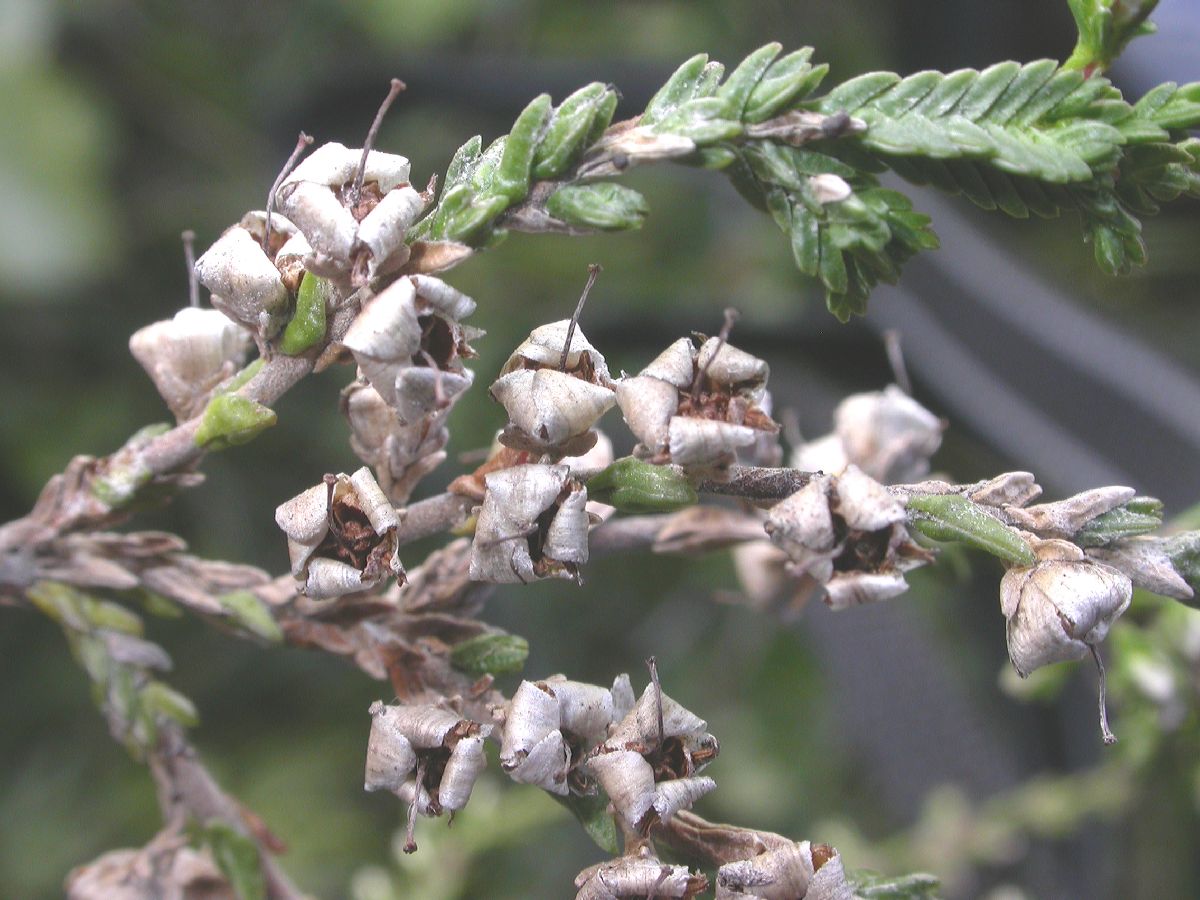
top-left (129, 307), bottom-right (250, 421)
top-left (764, 466), bottom-right (930, 609)
top-left (616, 335), bottom-right (779, 470)
top-left (274, 467), bottom-right (404, 600)
top-left (469, 464), bottom-right (592, 584)
top-left (490, 320), bottom-right (616, 457)
top-left (499, 674), bottom-right (635, 795)
top-left (364, 701), bottom-right (492, 849)
top-left (275, 142), bottom-right (427, 285)
top-left (583, 681), bottom-right (719, 835)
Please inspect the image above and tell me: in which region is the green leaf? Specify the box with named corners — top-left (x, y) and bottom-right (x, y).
top-left (450, 632), bottom-right (529, 676)
top-left (140, 680), bottom-right (199, 727)
top-left (1076, 496), bottom-right (1164, 546)
top-left (586, 457), bottom-right (698, 513)
top-left (278, 272), bottom-right (328, 355)
top-left (217, 591), bottom-right (283, 643)
top-left (194, 394), bottom-right (276, 451)
top-left (716, 42), bottom-right (781, 118)
top-left (642, 53), bottom-right (712, 127)
top-left (204, 820), bottom-right (267, 900)
top-left (495, 94), bottom-right (553, 201)
top-left (532, 83), bottom-right (610, 179)
top-left (545, 183), bottom-right (649, 231)
top-left (744, 48), bottom-right (826, 122)
top-left (848, 869), bottom-right (942, 899)
top-left (906, 493), bottom-right (1036, 566)
top-left (553, 792), bottom-right (619, 855)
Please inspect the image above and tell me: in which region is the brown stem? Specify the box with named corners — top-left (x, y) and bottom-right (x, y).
top-left (690, 307), bottom-right (739, 405)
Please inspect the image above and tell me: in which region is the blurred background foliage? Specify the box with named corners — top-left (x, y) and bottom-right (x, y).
top-left (1, 1), bottom-right (1198, 897)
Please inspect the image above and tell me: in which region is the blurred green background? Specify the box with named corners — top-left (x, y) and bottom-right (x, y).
top-left (2, 1), bottom-right (1199, 897)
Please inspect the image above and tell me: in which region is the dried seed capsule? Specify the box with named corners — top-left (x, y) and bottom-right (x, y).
top-left (129, 307), bottom-right (250, 420)
top-left (469, 464), bottom-right (590, 584)
top-left (364, 701), bottom-right (492, 823)
top-left (1001, 538), bottom-right (1132, 676)
top-left (194, 223), bottom-right (290, 337)
top-left (715, 840), bottom-right (851, 900)
top-left (584, 682), bottom-right (719, 834)
top-left (500, 675), bottom-right (633, 794)
top-left (616, 335), bottom-right (778, 469)
top-left (274, 467), bottom-right (404, 600)
top-left (276, 141), bottom-right (423, 280)
top-left (575, 849), bottom-right (707, 899)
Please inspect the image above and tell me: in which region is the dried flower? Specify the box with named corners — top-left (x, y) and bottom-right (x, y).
top-left (584, 681), bottom-right (718, 834)
top-left (500, 674), bottom-right (634, 794)
top-left (616, 336), bottom-right (778, 469)
top-left (1001, 538), bottom-right (1132, 677)
top-left (793, 385), bottom-right (942, 483)
top-left (575, 848), bottom-right (708, 899)
top-left (129, 307), bottom-right (250, 420)
top-left (490, 320), bottom-right (615, 455)
top-left (364, 701), bottom-right (492, 821)
top-left (764, 466), bottom-right (928, 610)
top-left (342, 274), bottom-right (478, 424)
top-left (194, 219), bottom-right (291, 338)
top-left (274, 467), bottom-right (404, 600)
top-left (469, 464), bottom-right (591, 584)
top-left (715, 841), bottom-right (851, 900)
top-left (341, 379), bottom-right (451, 505)
top-left (276, 141), bottom-right (425, 282)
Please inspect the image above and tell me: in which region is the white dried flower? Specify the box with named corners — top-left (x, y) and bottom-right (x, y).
top-left (274, 467), bottom-right (404, 600)
top-left (764, 467), bottom-right (926, 609)
top-left (129, 307), bottom-right (250, 420)
top-left (791, 385), bottom-right (942, 483)
top-left (341, 379), bottom-right (451, 505)
top-left (276, 141), bottom-right (425, 281)
top-left (500, 674), bottom-right (634, 794)
top-left (342, 275), bottom-right (478, 424)
top-left (469, 464), bottom-right (591, 584)
top-left (584, 682), bottom-right (718, 834)
top-left (491, 320), bottom-right (615, 454)
top-left (616, 336), bottom-right (778, 469)
top-left (1001, 538), bottom-right (1132, 677)
top-left (575, 848), bottom-right (707, 899)
top-left (364, 701), bottom-right (492, 817)
top-left (715, 841), bottom-right (851, 900)
top-left (194, 223), bottom-right (290, 337)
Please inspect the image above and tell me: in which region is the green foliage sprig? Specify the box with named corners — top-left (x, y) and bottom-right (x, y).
top-left (408, 41), bottom-right (1199, 319)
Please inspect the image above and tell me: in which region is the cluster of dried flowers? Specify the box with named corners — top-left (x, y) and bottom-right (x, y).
top-left (93, 121), bottom-right (1197, 897)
